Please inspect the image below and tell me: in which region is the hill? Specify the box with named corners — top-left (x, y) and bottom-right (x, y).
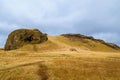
top-left (0, 34), bottom-right (120, 80)
top-left (60, 34), bottom-right (120, 52)
top-left (16, 34), bottom-right (120, 52)
top-left (4, 28), bottom-right (120, 52)
top-left (13, 34), bottom-right (120, 52)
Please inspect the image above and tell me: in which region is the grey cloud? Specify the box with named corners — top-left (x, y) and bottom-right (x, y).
top-left (0, 0), bottom-right (120, 47)
top-left (0, 35), bottom-right (6, 48)
top-left (91, 32), bottom-right (120, 45)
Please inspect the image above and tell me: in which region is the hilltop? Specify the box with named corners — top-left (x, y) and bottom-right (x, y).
top-left (11, 34), bottom-right (120, 52)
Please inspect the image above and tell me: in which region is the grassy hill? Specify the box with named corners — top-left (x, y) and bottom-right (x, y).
top-left (0, 35), bottom-right (120, 80)
top-left (16, 35), bottom-right (120, 52)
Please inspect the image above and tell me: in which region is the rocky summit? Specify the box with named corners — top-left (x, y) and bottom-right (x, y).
top-left (5, 29), bottom-right (48, 50)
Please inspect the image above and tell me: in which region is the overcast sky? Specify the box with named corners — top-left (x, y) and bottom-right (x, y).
top-left (0, 0), bottom-right (120, 47)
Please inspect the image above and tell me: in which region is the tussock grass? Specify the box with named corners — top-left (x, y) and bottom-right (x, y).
top-left (0, 65), bottom-right (40, 80)
top-left (18, 40), bottom-right (59, 52)
top-left (56, 36), bottom-right (120, 52)
top-left (0, 36), bottom-right (120, 80)
top-left (46, 58), bottom-right (120, 80)
top-left (38, 63), bottom-right (48, 80)
top-left (0, 52), bottom-right (120, 80)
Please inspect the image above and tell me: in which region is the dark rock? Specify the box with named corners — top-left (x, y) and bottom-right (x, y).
top-left (69, 48), bottom-right (78, 52)
top-left (61, 34), bottom-right (94, 40)
top-left (5, 29), bottom-right (48, 50)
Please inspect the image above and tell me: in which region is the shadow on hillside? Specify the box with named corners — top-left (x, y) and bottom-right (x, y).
top-left (37, 63), bottom-right (48, 80)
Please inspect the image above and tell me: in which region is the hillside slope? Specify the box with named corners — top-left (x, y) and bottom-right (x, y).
top-left (17, 35), bottom-right (120, 52)
top-left (0, 35), bottom-right (120, 80)
top-left (59, 34), bottom-right (120, 52)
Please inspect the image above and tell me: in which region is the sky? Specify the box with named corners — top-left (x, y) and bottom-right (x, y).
top-left (0, 0), bottom-right (120, 47)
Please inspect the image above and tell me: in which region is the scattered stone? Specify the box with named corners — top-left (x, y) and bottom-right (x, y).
top-left (69, 48), bottom-right (78, 52)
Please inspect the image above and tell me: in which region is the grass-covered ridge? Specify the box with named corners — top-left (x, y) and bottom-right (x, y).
top-left (56, 34), bottom-right (120, 52)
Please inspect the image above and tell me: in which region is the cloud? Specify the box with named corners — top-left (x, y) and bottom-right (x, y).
top-left (0, 0), bottom-right (120, 47)
top-left (0, 35), bottom-right (6, 48)
top-left (91, 33), bottom-right (120, 45)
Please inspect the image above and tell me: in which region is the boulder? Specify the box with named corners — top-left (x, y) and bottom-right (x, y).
top-left (5, 29), bottom-right (48, 50)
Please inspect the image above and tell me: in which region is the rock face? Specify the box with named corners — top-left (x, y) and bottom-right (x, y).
top-left (5, 29), bottom-right (48, 50)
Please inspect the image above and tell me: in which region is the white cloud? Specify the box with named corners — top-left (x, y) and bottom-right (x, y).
top-left (0, 0), bottom-right (119, 27)
top-left (0, 35), bottom-right (6, 48)
top-left (92, 33), bottom-right (120, 45)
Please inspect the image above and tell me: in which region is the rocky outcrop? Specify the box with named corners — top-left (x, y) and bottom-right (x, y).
top-left (61, 34), bottom-right (120, 50)
top-left (61, 34), bottom-right (94, 40)
top-left (5, 29), bottom-right (48, 50)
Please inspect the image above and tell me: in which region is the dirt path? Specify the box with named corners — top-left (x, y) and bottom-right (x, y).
top-left (0, 61), bottom-right (44, 72)
top-left (48, 36), bottom-right (71, 49)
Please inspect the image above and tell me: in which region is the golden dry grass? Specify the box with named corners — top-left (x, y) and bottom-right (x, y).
top-left (56, 36), bottom-right (120, 52)
top-left (0, 36), bottom-right (120, 80)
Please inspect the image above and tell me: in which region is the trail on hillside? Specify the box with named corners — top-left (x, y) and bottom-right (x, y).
top-left (49, 36), bottom-right (70, 48)
top-left (38, 63), bottom-right (48, 80)
top-left (0, 61), bottom-right (44, 72)
top-left (48, 36), bottom-right (73, 52)
top-left (0, 60), bottom-right (49, 80)
top-left (48, 36), bottom-right (87, 53)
